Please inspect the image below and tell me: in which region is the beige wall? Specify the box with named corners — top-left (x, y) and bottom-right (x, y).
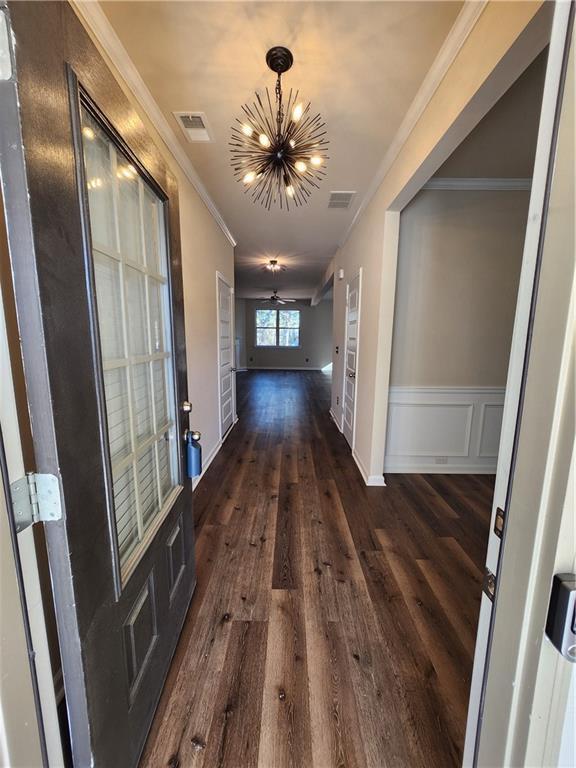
top-left (331, 1), bottom-right (548, 479)
top-left (178, 178), bottom-right (234, 458)
top-left (390, 189), bottom-right (529, 387)
top-left (436, 49), bottom-right (547, 178)
top-left (239, 299), bottom-right (332, 370)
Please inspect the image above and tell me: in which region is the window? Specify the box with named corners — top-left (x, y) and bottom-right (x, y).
top-left (81, 106), bottom-right (179, 581)
top-left (256, 309), bottom-right (300, 347)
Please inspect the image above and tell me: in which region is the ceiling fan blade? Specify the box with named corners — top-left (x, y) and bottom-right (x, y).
top-left (277, 299), bottom-right (286, 304)
top-left (282, 298), bottom-right (297, 302)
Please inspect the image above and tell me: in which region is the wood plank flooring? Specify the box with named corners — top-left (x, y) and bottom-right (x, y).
top-left (141, 371), bottom-right (493, 768)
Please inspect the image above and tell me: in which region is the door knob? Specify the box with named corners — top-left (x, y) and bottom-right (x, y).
top-left (231, 367), bottom-right (237, 372)
top-left (348, 372), bottom-right (356, 379)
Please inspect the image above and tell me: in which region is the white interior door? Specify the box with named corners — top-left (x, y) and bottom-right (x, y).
top-left (343, 271), bottom-right (360, 448)
top-left (217, 274), bottom-right (235, 439)
top-left (463, 5), bottom-right (574, 764)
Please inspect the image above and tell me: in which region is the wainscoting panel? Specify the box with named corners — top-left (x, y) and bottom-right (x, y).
top-left (384, 387), bottom-right (505, 473)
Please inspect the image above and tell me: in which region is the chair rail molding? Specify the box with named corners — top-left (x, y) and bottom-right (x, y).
top-left (423, 177), bottom-right (532, 191)
top-left (385, 386), bottom-right (506, 473)
top-left (72, 0), bottom-right (236, 248)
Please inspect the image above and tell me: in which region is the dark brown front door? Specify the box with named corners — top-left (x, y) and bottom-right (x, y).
top-left (0, 3), bottom-right (196, 765)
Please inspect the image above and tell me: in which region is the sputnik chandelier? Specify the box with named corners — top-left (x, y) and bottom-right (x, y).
top-left (230, 46), bottom-right (329, 210)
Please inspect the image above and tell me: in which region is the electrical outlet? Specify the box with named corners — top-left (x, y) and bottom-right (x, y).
top-left (336, 396), bottom-right (340, 405)
top-left (435, 457), bottom-right (448, 465)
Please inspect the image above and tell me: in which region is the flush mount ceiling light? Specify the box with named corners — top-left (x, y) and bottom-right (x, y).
top-left (230, 46), bottom-right (329, 210)
top-left (265, 258), bottom-right (286, 272)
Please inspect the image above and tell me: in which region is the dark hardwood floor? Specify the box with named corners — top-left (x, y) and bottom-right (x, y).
top-left (141, 370), bottom-right (493, 768)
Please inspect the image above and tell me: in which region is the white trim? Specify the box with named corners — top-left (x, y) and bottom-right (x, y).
top-left (342, 268), bottom-right (362, 451)
top-left (385, 463), bottom-right (498, 475)
top-left (71, 1), bottom-right (236, 248)
top-left (246, 366), bottom-right (322, 371)
top-left (339, 0), bottom-right (487, 247)
top-left (191, 438), bottom-right (222, 491)
top-left (423, 177), bottom-right (532, 191)
top-left (385, 386), bottom-right (505, 474)
top-left (329, 408), bottom-right (343, 432)
top-left (352, 449), bottom-right (386, 487)
top-left (216, 271), bottom-right (235, 440)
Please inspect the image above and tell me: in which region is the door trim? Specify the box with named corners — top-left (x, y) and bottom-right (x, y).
top-left (216, 271), bottom-right (236, 440)
top-left (342, 267), bottom-right (362, 452)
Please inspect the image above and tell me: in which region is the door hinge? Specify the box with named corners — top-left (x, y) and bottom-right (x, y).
top-left (10, 473), bottom-right (62, 533)
top-left (494, 506), bottom-right (505, 538)
top-left (483, 568), bottom-right (497, 602)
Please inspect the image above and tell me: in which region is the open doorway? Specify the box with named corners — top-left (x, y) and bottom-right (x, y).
top-left (234, 295), bottom-right (333, 373)
top-left (385, 45), bottom-right (548, 761)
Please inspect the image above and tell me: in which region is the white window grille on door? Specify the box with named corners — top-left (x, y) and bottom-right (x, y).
top-left (81, 107), bottom-right (179, 582)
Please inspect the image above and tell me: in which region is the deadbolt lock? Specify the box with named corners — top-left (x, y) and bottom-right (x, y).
top-left (182, 400), bottom-right (192, 413)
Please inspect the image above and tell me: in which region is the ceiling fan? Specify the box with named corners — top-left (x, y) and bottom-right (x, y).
top-left (264, 289), bottom-right (297, 305)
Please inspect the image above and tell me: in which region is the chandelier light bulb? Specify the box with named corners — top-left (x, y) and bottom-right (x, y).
top-left (292, 103), bottom-right (304, 122)
top-left (82, 125), bottom-right (95, 141)
top-left (230, 46), bottom-right (329, 209)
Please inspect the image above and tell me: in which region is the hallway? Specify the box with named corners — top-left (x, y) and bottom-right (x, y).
top-left (141, 371), bottom-right (492, 768)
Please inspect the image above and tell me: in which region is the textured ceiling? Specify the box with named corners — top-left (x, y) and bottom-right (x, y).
top-left (101, 1), bottom-right (462, 297)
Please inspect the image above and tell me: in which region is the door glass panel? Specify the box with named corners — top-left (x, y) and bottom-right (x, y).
top-left (117, 164), bottom-right (143, 265)
top-left (83, 124), bottom-right (116, 251)
top-left (93, 253), bottom-right (124, 359)
top-left (81, 107), bottom-right (180, 580)
top-left (126, 267), bottom-right (148, 356)
top-left (103, 368), bottom-right (131, 462)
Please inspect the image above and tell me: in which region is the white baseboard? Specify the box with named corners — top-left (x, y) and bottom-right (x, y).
top-left (246, 366), bottom-right (322, 371)
top-left (192, 438), bottom-right (222, 490)
top-left (384, 386), bottom-right (505, 474)
top-left (352, 449), bottom-right (386, 487)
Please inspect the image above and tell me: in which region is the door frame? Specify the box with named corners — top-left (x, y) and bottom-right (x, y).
top-left (475, 10), bottom-right (574, 763)
top-left (216, 270), bottom-right (236, 440)
top-left (342, 267), bottom-right (362, 453)
top-left (0, 249), bottom-right (58, 767)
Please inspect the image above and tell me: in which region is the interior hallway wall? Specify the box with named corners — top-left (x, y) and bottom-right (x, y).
top-left (240, 299), bottom-right (332, 370)
top-left (385, 188), bottom-right (529, 473)
top-left (329, 1), bottom-right (550, 483)
top-left (390, 189), bottom-right (529, 387)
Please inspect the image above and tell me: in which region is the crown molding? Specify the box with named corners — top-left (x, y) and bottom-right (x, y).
top-left (339, 0), bottom-right (488, 248)
top-left (72, 0), bottom-right (237, 248)
top-left (423, 177), bottom-right (532, 191)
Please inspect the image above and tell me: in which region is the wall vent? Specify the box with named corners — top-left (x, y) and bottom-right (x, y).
top-left (328, 191), bottom-right (356, 209)
top-left (173, 111), bottom-right (213, 143)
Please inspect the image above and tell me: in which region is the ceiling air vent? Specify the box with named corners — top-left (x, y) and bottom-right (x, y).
top-left (173, 111), bottom-right (213, 143)
top-left (328, 191), bottom-right (356, 209)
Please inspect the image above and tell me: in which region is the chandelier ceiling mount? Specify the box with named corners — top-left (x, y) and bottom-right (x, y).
top-left (230, 46), bottom-right (329, 210)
